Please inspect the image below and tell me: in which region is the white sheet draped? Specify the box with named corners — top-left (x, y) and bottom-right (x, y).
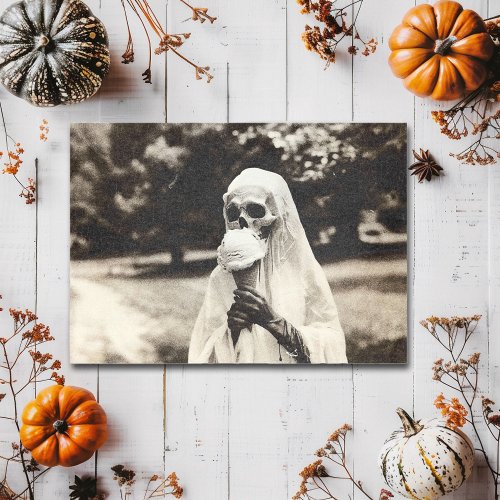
top-left (188, 168), bottom-right (348, 364)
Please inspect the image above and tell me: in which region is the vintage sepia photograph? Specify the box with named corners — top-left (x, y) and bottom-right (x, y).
top-left (70, 123), bottom-right (407, 364)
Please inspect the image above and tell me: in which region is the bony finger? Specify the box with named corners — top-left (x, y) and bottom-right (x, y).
top-left (229, 307), bottom-right (251, 318)
top-left (234, 292), bottom-right (259, 306)
top-left (234, 302), bottom-right (259, 314)
top-left (234, 292), bottom-right (265, 308)
top-left (237, 284), bottom-right (260, 293)
top-left (231, 300), bottom-right (247, 311)
top-left (233, 310), bottom-right (252, 321)
top-left (229, 319), bottom-right (249, 329)
top-left (237, 285), bottom-right (265, 300)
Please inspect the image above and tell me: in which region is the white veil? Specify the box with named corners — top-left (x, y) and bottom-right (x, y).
top-left (188, 168), bottom-right (348, 364)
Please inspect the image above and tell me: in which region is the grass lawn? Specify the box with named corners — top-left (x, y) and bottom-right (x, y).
top-left (71, 253), bottom-right (406, 364)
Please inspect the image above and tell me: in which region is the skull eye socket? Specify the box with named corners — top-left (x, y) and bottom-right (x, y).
top-left (226, 204), bottom-right (240, 222)
top-left (246, 203), bottom-right (266, 219)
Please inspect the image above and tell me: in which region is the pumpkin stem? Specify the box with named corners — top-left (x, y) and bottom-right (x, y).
top-left (396, 408), bottom-right (423, 437)
top-left (53, 419), bottom-right (68, 433)
top-left (434, 36), bottom-right (457, 56)
top-left (36, 35), bottom-right (53, 52)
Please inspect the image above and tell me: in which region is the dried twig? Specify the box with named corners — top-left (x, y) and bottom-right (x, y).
top-left (0, 298), bottom-right (65, 499)
top-left (0, 101), bottom-right (42, 205)
top-left (120, 0), bottom-right (215, 83)
top-left (420, 315), bottom-right (500, 499)
top-left (292, 424), bottom-right (390, 500)
top-left (298, 0), bottom-right (377, 67)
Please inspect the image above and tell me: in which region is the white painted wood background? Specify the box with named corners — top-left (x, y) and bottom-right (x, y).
top-left (0, 0), bottom-right (498, 498)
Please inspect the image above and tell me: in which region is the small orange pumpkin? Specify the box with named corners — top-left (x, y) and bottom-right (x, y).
top-left (20, 385), bottom-right (107, 467)
top-left (388, 1), bottom-right (495, 100)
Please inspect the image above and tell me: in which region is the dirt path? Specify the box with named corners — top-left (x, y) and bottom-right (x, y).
top-left (71, 277), bottom-right (161, 363)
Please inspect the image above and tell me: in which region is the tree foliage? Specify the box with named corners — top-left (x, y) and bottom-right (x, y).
top-left (70, 123), bottom-right (406, 260)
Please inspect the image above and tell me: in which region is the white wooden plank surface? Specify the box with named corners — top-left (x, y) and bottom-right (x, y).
top-left (0, 94), bottom-right (38, 496)
top-left (93, 4), bottom-right (168, 498)
top-left (164, 3), bottom-right (230, 499)
top-left (0, 0), bottom-right (498, 499)
top-left (286, 3), bottom-right (358, 499)
top-left (412, 1), bottom-right (492, 498)
top-left (351, 0), bottom-right (415, 497)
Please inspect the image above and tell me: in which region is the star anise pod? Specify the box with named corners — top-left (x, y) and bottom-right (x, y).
top-left (409, 148), bottom-right (443, 183)
top-left (69, 475), bottom-right (97, 500)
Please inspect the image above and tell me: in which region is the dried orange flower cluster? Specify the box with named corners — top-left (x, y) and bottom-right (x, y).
top-left (297, 0), bottom-right (377, 67)
top-left (420, 315), bottom-right (481, 348)
top-left (111, 465), bottom-right (184, 498)
top-left (432, 352), bottom-right (480, 381)
top-left (292, 423), bottom-right (388, 500)
top-left (166, 472), bottom-right (184, 499)
top-left (0, 103), bottom-right (48, 204)
top-left (39, 119), bottom-right (49, 142)
top-left (325, 422), bottom-right (352, 443)
top-left (1, 307), bottom-right (65, 387)
top-left (482, 398), bottom-right (500, 431)
top-left (20, 176), bottom-right (36, 205)
top-left (434, 393), bottom-right (468, 430)
top-left (147, 472), bottom-right (184, 499)
top-left (111, 464), bottom-right (136, 487)
top-left (0, 297), bottom-right (64, 498)
top-left (1, 142), bottom-right (24, 175)
top-left (179, 0), bottom-right (217, 24)
top-left (421, 314), bottom-right (500, 494)
top-left (431, 19), bottom-right (499, 165)
top-left (293, 460), bottom-right (324, 499)
top-left (120, 0), bottom-right (215, 84)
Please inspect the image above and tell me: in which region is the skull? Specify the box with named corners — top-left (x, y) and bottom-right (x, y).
top-left (225, 185), bottom-right (278, 240)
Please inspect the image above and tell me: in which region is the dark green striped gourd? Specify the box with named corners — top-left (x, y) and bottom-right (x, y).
top-left (378, 408), bottom-right (474, 500)
top-left (0, 0), bottom-right (109, 106)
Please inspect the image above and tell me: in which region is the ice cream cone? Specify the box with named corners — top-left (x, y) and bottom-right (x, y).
top-left (233, 261), bottom-right (259, 290)
top-left (217, 229), bottom-right (265, 347)
top-left (230, 262), bottom-right (260, 346)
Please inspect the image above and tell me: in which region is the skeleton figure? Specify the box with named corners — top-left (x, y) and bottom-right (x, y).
top-left (188, 168), bottom-right (348, 364)
top-left (224, 185), bottom-right (278, 240)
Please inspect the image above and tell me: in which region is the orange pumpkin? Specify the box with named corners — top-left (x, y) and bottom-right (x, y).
top-left (20, 385), bottom-right (107, 467)
top-left (388, 1), bottom-right (495, 100)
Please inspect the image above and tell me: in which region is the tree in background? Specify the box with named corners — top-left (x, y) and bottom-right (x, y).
top-left (228, 123), bottom-right (406, 252)
top-left (70, 123), bottom-right (406, 263)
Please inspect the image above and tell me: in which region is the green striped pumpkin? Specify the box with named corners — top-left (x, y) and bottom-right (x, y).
top-left (0, 0), bottom-right (109, 106)
top-left (378, 408), bottom-right (474, 500)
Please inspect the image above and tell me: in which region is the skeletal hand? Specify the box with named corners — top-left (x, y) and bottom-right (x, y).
top-left (227, 302), bottom-right (253, 334)
top-left (233, 285), bottom-right (280, 328)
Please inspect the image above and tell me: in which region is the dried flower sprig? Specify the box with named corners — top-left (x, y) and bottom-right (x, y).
top-left (179, 0), bottom-right (217, 24)
top-left (111, 465), bottom-right (183, 499)
top-left (431, 17), bottom-right (500, 165)
top-left (293, 423), bottom-right (388, 500)
top-left (144, 472), bottom-right (184, 499)
top-left (0, 101), bottom-right (43, 205)
top-left (120, 0), bottom-right (215, 84)
top-left (434, 393), bottom-right (468, 430)
top-left (409, 148), bottom-right (443, 183)
top-left (297, 0), bottom-right (377, 67)
top-left (482, 397), bottom-right (500, 432)
top-left (420, 315), bottom-right (500, 499)
top-left (0, 296), bottom-right (65, 500)
top-left (39, 119), bottom-right (49, 142)
top-left (112, 464), bottom-right (137, 488)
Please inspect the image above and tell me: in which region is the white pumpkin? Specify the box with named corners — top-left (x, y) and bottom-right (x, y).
top-left (378, 408), bottom-right (475, 500)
